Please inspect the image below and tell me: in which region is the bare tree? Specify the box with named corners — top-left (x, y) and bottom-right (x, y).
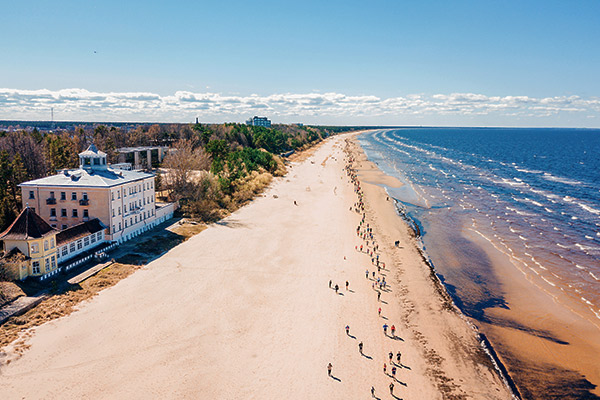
top-left (161, 139), bottom-right (211, 199)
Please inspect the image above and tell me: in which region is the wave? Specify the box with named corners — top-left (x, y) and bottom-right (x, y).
top-left (542, 173), bottom-right (582, 186)
top-left (515, 167), bottom-right (544, 174)
top-left (578, 203), bottom-right (600, 215)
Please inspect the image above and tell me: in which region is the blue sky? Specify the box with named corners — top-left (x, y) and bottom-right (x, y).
top-left (1, 0), bottom-right (599, 126)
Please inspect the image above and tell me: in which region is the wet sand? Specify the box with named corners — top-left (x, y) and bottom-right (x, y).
top-left (463, 229), bottom-right (600, 399)
top-left (0, 134), bottom-right (511, 399)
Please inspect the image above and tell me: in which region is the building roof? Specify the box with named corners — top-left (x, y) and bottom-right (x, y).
top-left (19, 167), bottom-right (153, 188)
top-left (79, 143), bottom-right (107, 158)
top-left (56, 218), bottom-right (106, 246)
top-left (0, 207), bottom-right (57, 241)
top-left (115, 146), bottom-right (168, 153)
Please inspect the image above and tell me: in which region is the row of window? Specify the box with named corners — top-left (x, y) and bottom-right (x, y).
top-left (31, 255), bottom-right (56, 275)
top-left (30, 238), bottom-right (55, 254)
top-left (111, 197), bottom-right (154, 218)
top-left (112, 208), bottom-right (155, 233)
top-left (58, 231), bottom-right (104, 259)
top-left (111, 181), bottom-right (154, 201)
top-left (29, 191), bottom-right (89, 201)
top-left (50, 208), bottom-right (89, 218)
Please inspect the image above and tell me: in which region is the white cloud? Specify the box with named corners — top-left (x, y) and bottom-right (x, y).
top-left (0, 88), bottom-right (599, 126)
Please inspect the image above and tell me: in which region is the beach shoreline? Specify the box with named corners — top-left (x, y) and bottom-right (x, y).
top-left (0, 133), bottom-right (512, 399)
top-left (354, 131), bottom-right (600, 399)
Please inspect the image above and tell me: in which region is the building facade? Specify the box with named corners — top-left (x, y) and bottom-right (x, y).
top-left (19, 144), bottom-right (174, 244)
top-left (246, 116), bottom-right (272, 128)
top-left (0, 207), bottom-right (59, 280)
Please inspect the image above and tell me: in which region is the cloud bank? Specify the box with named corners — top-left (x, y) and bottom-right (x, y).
top-left (1, 88), bottom-right (599, 126)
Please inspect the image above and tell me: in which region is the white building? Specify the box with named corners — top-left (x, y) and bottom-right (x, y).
top-left (19, 144), bottom-right (176, 244)
top-left (246, 116), bottom-right (272, 128)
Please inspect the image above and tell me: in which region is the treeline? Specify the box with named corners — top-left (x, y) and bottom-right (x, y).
top-left (160, 123), bottom-right (335, 221)
top-left (0, 123), bottom-right (342, 230)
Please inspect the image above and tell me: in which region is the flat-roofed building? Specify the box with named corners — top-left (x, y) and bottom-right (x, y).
top-left (19, 144), bottom-right (171, 243)
top-left (246, 116), bottom-right (272, 128)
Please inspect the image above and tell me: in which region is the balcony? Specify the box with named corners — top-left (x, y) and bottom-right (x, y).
top-left (79, 199), bottom-right (89, 206)
top-left (46, 198), bottom-right (57, 205)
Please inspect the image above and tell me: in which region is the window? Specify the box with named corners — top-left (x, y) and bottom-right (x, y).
top-left (31, 243), bottom-right (39, 253)
top-left (50, 208), bottom-right (56, 217)
top-left (83, 209), bottom-right (89, 218)
top-left (32, 261), bottom-right (40, 274)
top-left (84, 236), bottom-right (90, 246)
top-left (112, 209), bottom-right (115, 217)
top-left (111, 192), bottom-right (114, 201)
top-left (93, 158), bottom-right (100, 165)
top-left (97, 232), bottom-right (103, 240)
top-left (91, 233), bottom-right (96, 243)
top-left (82, 192), bottom-right (88, 200)
top-left (51, 255), bottom-right (56, 269)
top-left (71, 192), bottom-right (77, 200)
top-left (29, 191), bottom-right (35, 199)
top-left (125, 220), bottom-right (128, 228)
top-left (135, 216), bottom-right (137, 223)
top-left (62, 246), bottom-right (68, 256)
top-left (70, 242), bottom-right (76, 252)
top-left (45, 257), bottom-right (50, 271)
top-left (51, 224), bottom-right (57, 228)
top-left (118, 207), bottom-right (121, 215)
top-left (50, 238), bottom-right (55, 248)
top-left (61, 208), bottom-right (67, 217)
top-left (44, 240), bottom-right (49, 250)
top-left (49, 191), bottom-right (55, 199)
top-left (118, 222), bottom-right (122, 231)
top-left (77, 240), bottom-right (83, 250)
top-left (112, 225), bottom-right (116, 233)
top-left (60, 192), bottom-right (66, 200)
top-left (72, 209), bottom-right (78, 217)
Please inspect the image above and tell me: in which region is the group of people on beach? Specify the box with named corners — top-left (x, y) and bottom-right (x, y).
top-left (327, 141), bottom-right (406, 397)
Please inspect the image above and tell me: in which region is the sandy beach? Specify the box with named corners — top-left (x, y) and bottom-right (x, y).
top-left (0, 134), bottom-right (512, 399)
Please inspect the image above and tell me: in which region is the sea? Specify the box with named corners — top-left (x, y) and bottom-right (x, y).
top-left (358, 128), bottom-right (600, 330)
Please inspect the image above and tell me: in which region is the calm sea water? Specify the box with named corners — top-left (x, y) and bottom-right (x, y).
top-left (359, 128), bottom-right (600, 324)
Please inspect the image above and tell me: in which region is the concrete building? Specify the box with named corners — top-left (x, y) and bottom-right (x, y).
top-left (19, 144), bottom-right (176, 244)
top-left (114, 146), bottom-right (169, 170)
top-left (246, 116), bottom-right (272, 128)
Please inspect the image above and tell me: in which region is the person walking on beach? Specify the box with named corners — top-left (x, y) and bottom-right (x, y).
top-left (377, 291), bottom-right (381, 301)
top-left (389, 382), bottom-right (395, 394)
top-left (329, 280), bottom-right (332, 289)
top-left (346, 281), bottom-right (349, 290)
top-left (391, 325), bottom-right (396, 337)
top-left (389, 351), bottom-right (393, 363)
top-left (383, 323), bottom-right (389, 335)
top-left (378, 307), bottom-right (382, 316)
top-left (365, 269), bottom-right (369, 279)
top-left (391, 366), bottom-right (397, 379)
top-left (327, 363), bottom-right (332, 376)
top-left (345, 325), bottom-right (350, 335)
top-left (358, 341), bottom-right (363, 354)
top-left (396, 351), bottom-right (402, 365)
top-left (334, 284), bottom-right (339, 293)
top-left (383, 363), bottom-right (387, 375)
top-left (371, 386), bottom-right (375, 397)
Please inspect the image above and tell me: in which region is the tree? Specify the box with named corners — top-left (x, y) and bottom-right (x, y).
top-left (161, 139), bottom-right (211, 200)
